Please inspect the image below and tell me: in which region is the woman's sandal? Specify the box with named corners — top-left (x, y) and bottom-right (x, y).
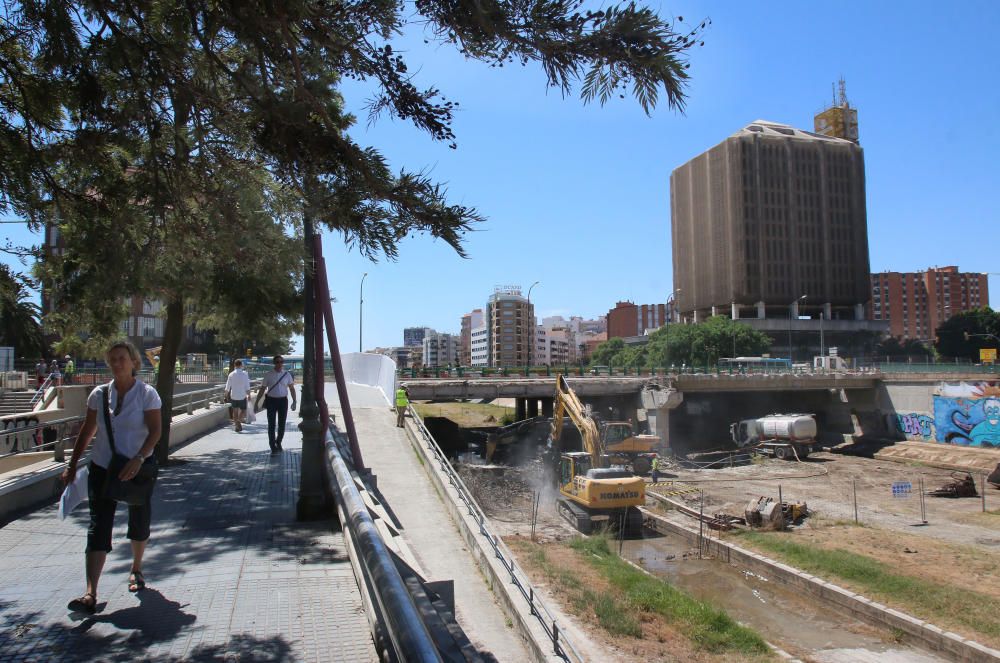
top-left (128, 570), bottom-right (145, 592)
top-left (67, 593), bottom-right (97, 614)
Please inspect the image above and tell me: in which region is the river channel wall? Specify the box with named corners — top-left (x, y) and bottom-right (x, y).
top-left (642, 509), bottom-right (1000, 662)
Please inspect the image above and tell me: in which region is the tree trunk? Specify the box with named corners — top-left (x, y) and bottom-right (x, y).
top-left (155, 296), bottom-right (185, 463)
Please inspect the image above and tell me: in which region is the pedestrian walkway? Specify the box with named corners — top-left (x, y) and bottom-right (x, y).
top-left (327, 382), bottom-right (531, 662)
top-left (0, 413), bottom-right (376, 662)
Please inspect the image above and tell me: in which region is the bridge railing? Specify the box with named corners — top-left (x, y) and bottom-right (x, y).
top-left (407, 402), bottom-right (584, 663)
top-left (324, 427), bottom-right (442, 663)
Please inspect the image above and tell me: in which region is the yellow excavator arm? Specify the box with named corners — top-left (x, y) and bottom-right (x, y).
top-left (144, 346), bottom-right (162, 368)
top-left (552, 374), bottom-right (604, 469)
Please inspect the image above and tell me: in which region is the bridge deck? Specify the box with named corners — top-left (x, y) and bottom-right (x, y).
top-left (0, 411), bottom-right (376, 662)
top-left (327, 381), bottom-right (530, 661)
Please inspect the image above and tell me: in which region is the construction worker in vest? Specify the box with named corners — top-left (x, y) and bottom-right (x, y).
top-left (651, 454), bottom-right (660, 484)
top-left (395, 385), bottom-right (410, 428)
top-left (63, 355), bottom-right (75, 384)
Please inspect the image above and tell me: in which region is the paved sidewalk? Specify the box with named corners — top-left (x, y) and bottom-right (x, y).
top-left (0, 415), bottom-right (376, 662)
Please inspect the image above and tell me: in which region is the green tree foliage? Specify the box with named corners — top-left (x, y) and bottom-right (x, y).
top-left (592, 317), bottom-right (772, 368)
top-left (589, 337), bottom-right (624, 366)
top-left (935, 308), bottom-right (1000, 361)
top-left (0, 264), bottom-right (45, 357)
top-left (875, 336), bottom-right (935, 361)
top-left (3, 1), bottom-right (706, 457)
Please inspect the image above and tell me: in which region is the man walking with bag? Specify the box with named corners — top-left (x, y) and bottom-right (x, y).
top-left (224, 359), bottom-right (251, 432)
top-left (255, 356), bottom-right (296, 453)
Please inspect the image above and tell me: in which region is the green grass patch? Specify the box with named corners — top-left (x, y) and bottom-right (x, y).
top-left (413, 401), bottom-right (514, 427)
top-left (569, 535), bottom-right (770, 655)
top-left (736, 531), bottom-right (1000, 641)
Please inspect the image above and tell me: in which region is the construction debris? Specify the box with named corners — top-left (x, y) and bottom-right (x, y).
top-left (744, 496), bottom-right (809, 530)
top-left (927, 473), bottom-right (978, 498)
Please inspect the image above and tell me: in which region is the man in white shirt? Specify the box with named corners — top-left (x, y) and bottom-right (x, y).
top-left (224, 359), bottom-right (252, 432)
top-left (254, 355), bottom-right (296, 452)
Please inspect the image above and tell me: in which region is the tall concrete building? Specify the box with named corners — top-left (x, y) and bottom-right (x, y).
top-left (459, 309), bottom-right (483, 366)
top-left (607, 301), bottom-right (667, 339)
top-left (871, 266), bottom-right (989, 340)
top-left (403, 327), bottom-right (431, 347)
top-left (485, 286), bottom-right (534, 368)
top-left (671, 119), bottom-right (873, 326)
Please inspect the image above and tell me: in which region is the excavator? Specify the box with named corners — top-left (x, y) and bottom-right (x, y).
top-left (551, 374), bottom-right (646, 534)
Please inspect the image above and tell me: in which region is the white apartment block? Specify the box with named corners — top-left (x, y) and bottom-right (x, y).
top-left (470, 325), bottom-right (489, 367)
top-left (422, 330), bottom-right (459, 367)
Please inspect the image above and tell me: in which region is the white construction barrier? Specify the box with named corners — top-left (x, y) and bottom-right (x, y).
top-left (339, 352), bottom-right (397, 406)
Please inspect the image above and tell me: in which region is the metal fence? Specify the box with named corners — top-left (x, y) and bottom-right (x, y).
top-left (408, 403), bottom-right (583, 663)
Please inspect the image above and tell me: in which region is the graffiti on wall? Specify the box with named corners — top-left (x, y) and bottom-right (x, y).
top-left (894, 413), bottom-right (935, 440)
top-left (931, 381), bottom-right (1000, 448)
top-left (0, 416), bottom-right (41, 454)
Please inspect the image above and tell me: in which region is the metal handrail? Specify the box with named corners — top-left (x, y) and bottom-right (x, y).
top-left (168, 379), bottom-right (262, 416)
top-left (407, 403), bottom-right (583, 663)
top-left (28, 377), bottom-right (52, 409)
top-left (324, 430), bottom-right (443, 663)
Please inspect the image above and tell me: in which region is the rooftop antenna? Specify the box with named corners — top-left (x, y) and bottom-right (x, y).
top-left (831, 82), bottom-right (836, 106)
top-left (838, 77), bottom-right (849, 107)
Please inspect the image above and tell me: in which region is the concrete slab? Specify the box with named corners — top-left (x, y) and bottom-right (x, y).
top-left (0, 411), bottom-right (376, 662)
top-left (327, 382), bottom-right (530, 662)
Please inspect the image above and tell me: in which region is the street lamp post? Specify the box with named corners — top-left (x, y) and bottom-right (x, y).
top-left (526, 281), bottom-right (540, 369)
top-left (731, 301), bottom-right (737, 358)
top-left (359, 272), bottom-right (368, 353)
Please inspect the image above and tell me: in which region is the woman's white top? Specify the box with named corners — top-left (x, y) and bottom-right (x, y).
top-left (87, 379), bottom-right (162, 469)
top-left (225, 368), bottom-right (252, 399)
top-left (261, 370), bottom-right (294, 398)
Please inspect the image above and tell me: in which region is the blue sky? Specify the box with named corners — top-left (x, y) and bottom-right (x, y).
top-left (5, 1), bottom-right (999, 354)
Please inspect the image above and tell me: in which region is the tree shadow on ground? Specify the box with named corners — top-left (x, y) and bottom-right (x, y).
top-left (15, 430), bottom-right (346, 584)
top-left (2, 595), bottom-right (292, 662)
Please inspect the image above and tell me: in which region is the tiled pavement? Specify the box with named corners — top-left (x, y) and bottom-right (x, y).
top-left (0, 416), bottom-right (376, 662)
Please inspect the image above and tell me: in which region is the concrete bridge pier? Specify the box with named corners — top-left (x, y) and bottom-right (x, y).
top-left (527, 398), bottom-right (539, 418)
top-left (642, 388), bottom-right (684, 451)
top-left (515, 398), bottom-right (526, 421)
top-left (540, 397), bottom-right (553, 418)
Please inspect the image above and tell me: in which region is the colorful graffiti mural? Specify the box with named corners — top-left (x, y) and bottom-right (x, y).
top-left (894, 413), bottom-right (935, 440)
top-left (932, 381), bottom-right (1000, 447)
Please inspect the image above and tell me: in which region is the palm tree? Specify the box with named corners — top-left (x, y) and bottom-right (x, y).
top-left (0, 264), bottom-right (45, 358)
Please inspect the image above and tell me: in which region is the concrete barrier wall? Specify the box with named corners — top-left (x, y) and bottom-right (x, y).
top-left (643, 511), bottom-right (1000, 662)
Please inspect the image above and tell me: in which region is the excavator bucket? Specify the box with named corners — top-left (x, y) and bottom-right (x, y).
top-left (989, 463), bottom-right (1000, 490)
top-left (928, 473), bottom-right (978, 498)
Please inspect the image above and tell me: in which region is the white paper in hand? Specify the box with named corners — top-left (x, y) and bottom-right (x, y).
top-left (244, 399), bottom-right (256, 424)
top-left (59, 465), bottom-right (89, 520)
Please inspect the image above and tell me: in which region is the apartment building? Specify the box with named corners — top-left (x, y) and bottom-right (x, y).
top-left (485, 286), bottom-right (534, 368)
top-left (870, 266), bottom-right (989, 339)
top-left (422, 330), bottom-right (459, 368)
top-left (403, 327), bottom-right (431, 347)
top-left (459, 309), bottom-right (484, 366)
top-left (607, 301), bottom-right (668, 339)
top-left (470, 324), bottom-right (489, 367)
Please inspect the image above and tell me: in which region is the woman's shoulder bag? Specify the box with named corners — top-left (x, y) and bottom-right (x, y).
top-left (101, 385), bottom-right (158, 506)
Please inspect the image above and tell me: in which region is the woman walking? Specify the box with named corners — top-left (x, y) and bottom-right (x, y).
top-left (61, 340), bottom-right (162, 613)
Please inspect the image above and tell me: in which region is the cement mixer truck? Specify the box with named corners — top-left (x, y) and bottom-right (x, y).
top-left (730, 414), bottom-right (817, 460)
